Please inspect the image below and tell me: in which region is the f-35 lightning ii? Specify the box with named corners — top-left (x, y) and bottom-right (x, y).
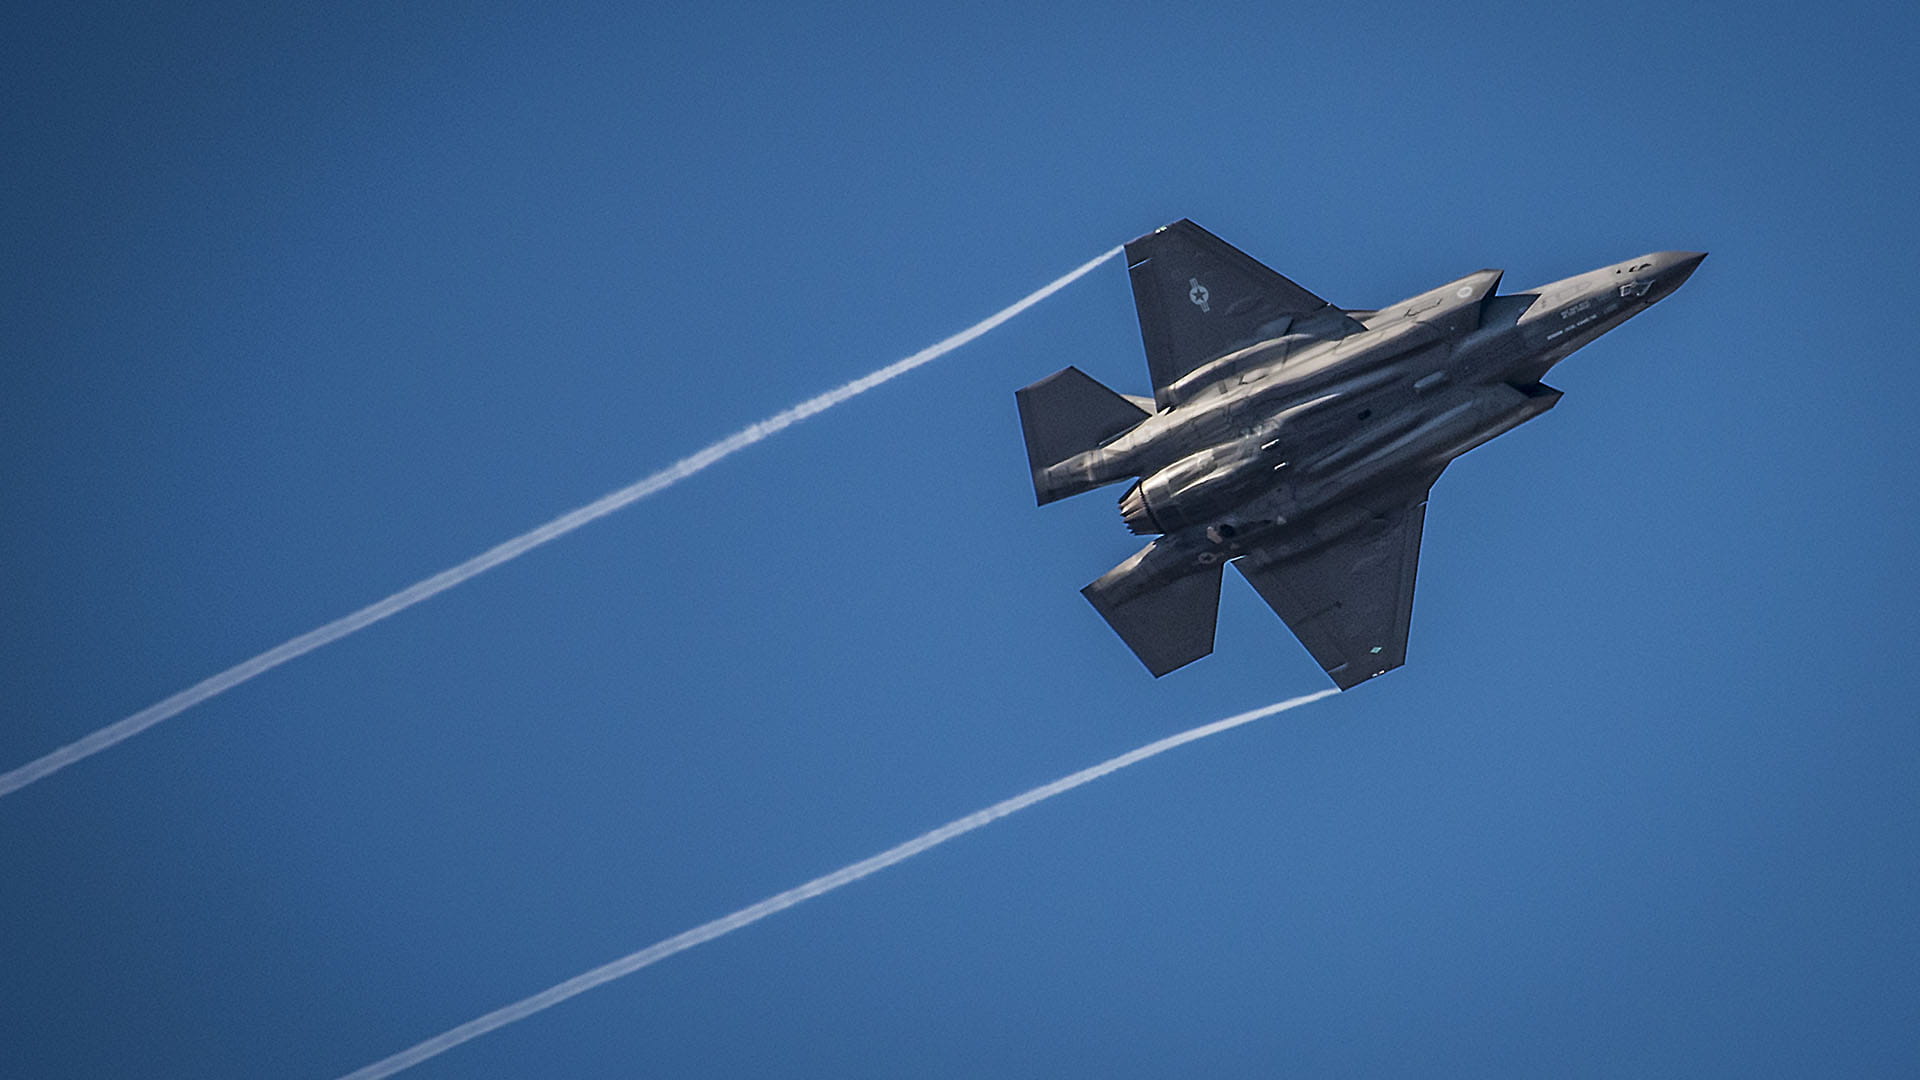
top-left (1016, 220), bottom-right (1703, 689)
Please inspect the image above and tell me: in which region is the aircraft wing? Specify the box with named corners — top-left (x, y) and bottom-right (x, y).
top-left (1233, 480), bottom-right (1437, 690)
top-left (1125, 219), bottom-right (1336, 408)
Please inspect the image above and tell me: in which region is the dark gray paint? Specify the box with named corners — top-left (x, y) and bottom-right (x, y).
top-left (1016, 220), bottom-right (1704, 689)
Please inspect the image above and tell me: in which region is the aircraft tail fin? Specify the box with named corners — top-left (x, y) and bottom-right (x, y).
top-left (1081, 557), bottom-right (1223, 677)
top-left (1015, 366), bottom-right (1150, 505)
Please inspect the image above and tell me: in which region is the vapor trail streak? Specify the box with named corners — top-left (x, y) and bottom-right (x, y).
top-left (0, 247), bottom-right (1122, 799)
top-left (335, 689), bottom-right (1339, 1080)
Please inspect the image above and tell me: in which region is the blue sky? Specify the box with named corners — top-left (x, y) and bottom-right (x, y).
top-left (4, 2), bottom-right (1917, 1076)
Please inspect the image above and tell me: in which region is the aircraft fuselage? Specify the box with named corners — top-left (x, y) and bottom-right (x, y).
top-left (1015, 220), bottom-right (1704, 686)
top-left (1048, 251), bottom-right (1704, 609)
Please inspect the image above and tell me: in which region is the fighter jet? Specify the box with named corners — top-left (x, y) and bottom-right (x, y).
top-left (1016, 220), bottom-right (1703, 689)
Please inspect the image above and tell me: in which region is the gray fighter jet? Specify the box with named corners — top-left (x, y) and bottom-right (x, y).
top-left (1016, 220), bottom-right (1703, 689)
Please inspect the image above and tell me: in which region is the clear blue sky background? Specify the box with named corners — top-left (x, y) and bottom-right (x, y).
top-left (5, 2), bottom-right (1916, 1076)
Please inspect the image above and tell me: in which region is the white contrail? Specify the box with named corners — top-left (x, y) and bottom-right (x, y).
top-left (335, 689), bottom-right (1338, 1080)
top-left (0, 246), bottom-right (1123, 799)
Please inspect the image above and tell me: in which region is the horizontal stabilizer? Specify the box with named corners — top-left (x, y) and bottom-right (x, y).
top-left (1082, 563), bottom-right (1223, 677)
top-left (1015, 366), bottom-right (1150, 505)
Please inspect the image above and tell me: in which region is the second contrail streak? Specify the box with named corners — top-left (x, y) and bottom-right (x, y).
top-left (335, 688), bottom-right (1340, 1079)
top-left (0, 245), bottom-right (1123, 799)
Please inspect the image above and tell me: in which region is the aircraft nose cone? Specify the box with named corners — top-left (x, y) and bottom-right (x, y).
top-left (1669, 250), bottom-right (1707, 278)
top-left (1645, 251), bottom-right (1706, 302)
